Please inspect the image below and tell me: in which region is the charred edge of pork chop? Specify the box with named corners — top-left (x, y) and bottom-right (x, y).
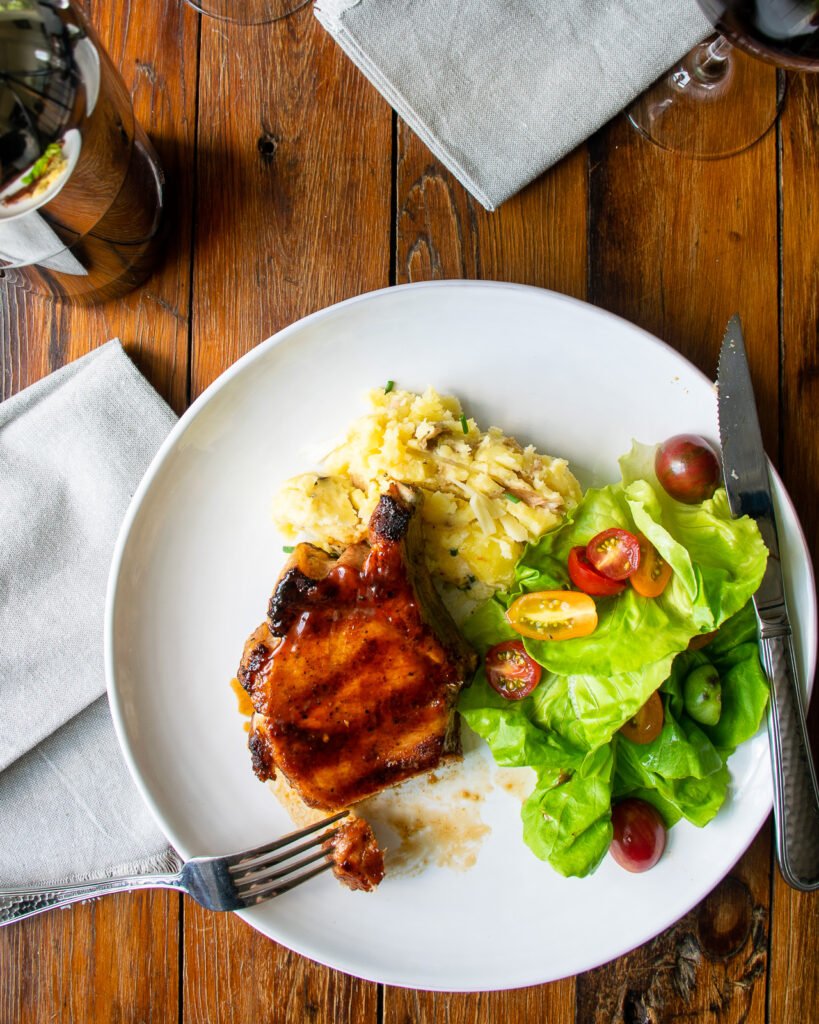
top-left (248, 714), bottom-right (276, 782)
top-left (267, 543), bottom-right (335, 635)
top-left (368, 488), bottom-right (413, 542)
top-left (322, 816), bottom-right (385, 892)
top-left (237, 622), bottom-right (275, 694)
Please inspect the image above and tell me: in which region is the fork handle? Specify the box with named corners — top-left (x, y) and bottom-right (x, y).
top-left (0, 872), bottom-right (184, 927)
top-left (761, 631), bottom-right (819, 891)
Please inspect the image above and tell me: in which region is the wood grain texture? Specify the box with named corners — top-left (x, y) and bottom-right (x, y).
top-left (0, 892), bottom-right (180, 1024)
top-left (384, 982), bottom-right (576, 1024)
top-left (0, 3), bottom-right (196, 1023)
top-left (395, 121), bottom-right (587, 298)
top-left (183, 906), bottom-right (377, 1024)
top-left (190, 8), bottom-right (391, 397)
top-left (182, 10), bottom-right (389, 1021)
top-left (771, 69), bottom-right (819, 1024)
top-left (588, 74), bottom-right (780, 431)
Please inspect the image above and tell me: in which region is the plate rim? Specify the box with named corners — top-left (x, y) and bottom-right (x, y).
top-left (104, 279), bottom-right (818, 991)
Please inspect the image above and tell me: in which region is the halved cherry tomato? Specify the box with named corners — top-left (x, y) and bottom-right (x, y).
top-left (506, 590), bottom-right (598, 642)
top-left (485, 640), bottom-right (542, 700)
top-left (586, 528), bottom-right (641, 581)
top-left (630, 535), bottom-right (672, 598)
top-left (568, 546), bottom-right (626, 597)
top-left (619, 691), bottom-right (664, 744)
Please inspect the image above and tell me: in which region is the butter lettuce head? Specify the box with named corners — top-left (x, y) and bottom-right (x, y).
top-left (458, 443), bottom-right (769, 878)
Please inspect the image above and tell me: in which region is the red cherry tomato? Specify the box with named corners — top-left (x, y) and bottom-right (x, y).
top-left (506, 590), bottom-right (598, 642)
top-left (630, 535), bottom-right (672, 598)
top-left (586, 528), bottom-right (641, 581)
top-left (610, 798), bottom-right (667, 873)
top-left (655, 434), bottom-right (721, 504)
top-left (485, 640), bottom-right (542, 700)
top-left (619, 691), bottom-right (664, 744)
top-left (567, 546), bottom-right (626, 597)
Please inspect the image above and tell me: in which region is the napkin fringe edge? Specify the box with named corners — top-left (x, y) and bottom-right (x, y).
top-left (6, 845), bottom-right (180, 890)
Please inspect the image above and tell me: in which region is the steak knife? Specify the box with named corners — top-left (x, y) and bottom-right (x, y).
top-left (717, 314), bottom-right (819, 891)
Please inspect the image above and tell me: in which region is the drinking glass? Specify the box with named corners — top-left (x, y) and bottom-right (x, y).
top-left (629, 1), bottom-right (819, 157)
top-left (184, 0), bottom-right (310, 24)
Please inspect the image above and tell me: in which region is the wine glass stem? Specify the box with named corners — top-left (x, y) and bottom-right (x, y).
top-left (691, 34), bottom-right (733, 83)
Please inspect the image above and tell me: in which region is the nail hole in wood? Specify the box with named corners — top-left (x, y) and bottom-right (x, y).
top-left (257, 132), bottom-right (279, 163)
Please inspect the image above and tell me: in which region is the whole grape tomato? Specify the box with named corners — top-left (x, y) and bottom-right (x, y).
top-left (655, 434), bottom-right (721, 504)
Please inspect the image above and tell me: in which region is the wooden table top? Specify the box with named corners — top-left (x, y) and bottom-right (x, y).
top-left (2, 2), bottom-right (818, 1021)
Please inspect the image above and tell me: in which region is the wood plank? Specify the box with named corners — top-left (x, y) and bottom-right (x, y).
top-left (388, 124), bottom-right (588, 1020)
top-left (395, 123), bottom-right (587, 298)
top-left (0, 893), bottom-right (180, 1024)
top-left (183, 908), bottom-right (378, 1024)
top-left (183, 10), bottom-right (389, 1021)
top-left (190, 9), bottom-right (391, 398)
top-left (0, 2), bottom-right (196, 1021)
top-left (386, 983), bottom-right (576, 1024)
top-left (772, 68), bottom-right (819, 1024)
top-left (582, 66), bottom-right (781, 1023)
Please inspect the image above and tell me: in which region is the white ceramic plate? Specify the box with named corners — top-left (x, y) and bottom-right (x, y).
top-left (106, 281), bottom-right (816, 992)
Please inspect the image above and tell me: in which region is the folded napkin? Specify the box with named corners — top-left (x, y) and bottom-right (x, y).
top-left (315, 0), bottom-right (711, 210)
top-left (0, 341), bottom-right (176, 887)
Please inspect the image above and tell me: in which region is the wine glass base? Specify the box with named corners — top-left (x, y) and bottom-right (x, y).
top-left (628, 38), bottom-right (786, 159)
top-left (184, 0), bottom-right (310, 24)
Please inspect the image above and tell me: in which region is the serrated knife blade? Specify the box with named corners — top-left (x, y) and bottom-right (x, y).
top-left (717, 314), bottom-right (819, 891)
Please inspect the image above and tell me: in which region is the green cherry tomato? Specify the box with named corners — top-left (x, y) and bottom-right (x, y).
top-left (683, 664), bottom-right (722, 726)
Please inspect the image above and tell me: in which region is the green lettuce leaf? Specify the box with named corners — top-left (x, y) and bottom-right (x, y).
top-left (521, 746), bottom-right (614, 877)
top-left (457, 447), bottom-right (769, 878)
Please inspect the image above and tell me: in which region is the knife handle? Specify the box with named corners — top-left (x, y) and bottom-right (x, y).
top-left (760, 630), bottom-right (819, 891)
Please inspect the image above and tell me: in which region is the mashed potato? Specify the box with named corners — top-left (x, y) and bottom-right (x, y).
top-left (272, 387), bottom-right (581, 592)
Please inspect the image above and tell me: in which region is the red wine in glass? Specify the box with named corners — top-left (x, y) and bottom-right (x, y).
top-left (700, 0), bottom-right (819, 69)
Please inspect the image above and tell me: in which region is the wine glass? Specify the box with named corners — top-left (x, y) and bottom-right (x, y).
top-left (184, 0), bottom-right (310, 24)
top-left (629, 1), bottom-right (819, 157)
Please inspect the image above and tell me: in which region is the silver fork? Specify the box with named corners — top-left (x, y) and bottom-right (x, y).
top-left (0, 810), bottom-right (349, 926)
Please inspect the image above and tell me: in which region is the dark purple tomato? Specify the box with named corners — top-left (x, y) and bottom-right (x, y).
top-left (655, 435), bottom-right (721, 505)
top-left (610, 798), bottom-right (667, 873)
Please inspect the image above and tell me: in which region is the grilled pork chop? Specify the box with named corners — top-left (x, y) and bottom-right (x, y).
top-left (237, 483), bottom-right (477, 812)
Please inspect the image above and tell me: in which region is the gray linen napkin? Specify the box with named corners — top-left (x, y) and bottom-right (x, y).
top-left (315, 0), bottom-right (711, 210)
top-left (0, 341), bottom-right (176, 886)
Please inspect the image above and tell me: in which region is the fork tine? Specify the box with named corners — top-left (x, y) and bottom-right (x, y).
top-left (229, 825), bottom-right (344, 885)
top-left (226, 810), bottom-right (349, 869)
top-left (237, 859), bottom-right (335, 906)
top-left (237, 846), bottom-right (331, 896)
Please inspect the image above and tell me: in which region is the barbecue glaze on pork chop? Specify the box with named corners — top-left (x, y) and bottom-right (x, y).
top-left (237, 484), bottom-right (477, 812)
